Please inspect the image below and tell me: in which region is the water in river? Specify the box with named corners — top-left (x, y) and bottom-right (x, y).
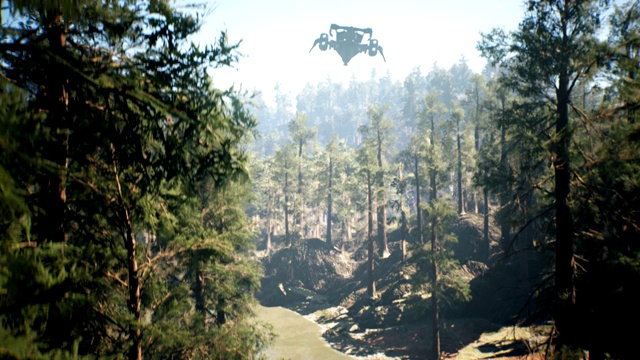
top-left (255, 305), bottom-right (356, 360)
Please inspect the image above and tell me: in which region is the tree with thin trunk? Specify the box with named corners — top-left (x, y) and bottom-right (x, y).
top-left (288, 112), bottom-right (316, 240)
top-left (450, 105), bottom-right (466, 215)
top-left (498, 91), bottom-right (512, 253)
top-left (272, 145), bottom-right (295, 247)
top-left (479, 0), bottom-right (606, 354)
top-left (473, 77), bottom-right (507, 262)
top-left (327, 154), bottom-right (334, 245)
top-left (334, 146), bottom-right (359, 253)
top-left (391, 163), bottom-right (410, 263)
top-left (397, 137), bottom-right (426, 247)
top-left (362, 104), bottom-right (393, 257)
top-left (251, 155), bottom-right (281, 252)
top-left (414, 152), bottom-right (424, 245)
top-left (324, 135), bottom-right (342, 246)
top-left (465, 74), bottom-right (487, 214)
top-left (357, 140), bottom-right (377, 297)
top-left (412, 197), bottom-right (469, 360)
top-left (413, 91), bottom-right (464, 360)
top-left (419, 93), bottom-right (448, 208)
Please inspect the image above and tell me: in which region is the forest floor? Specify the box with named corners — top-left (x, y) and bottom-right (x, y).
top-left (282, 295), bottom-right (549, 360)
top-left (255, 213), bottom-right (550, 359)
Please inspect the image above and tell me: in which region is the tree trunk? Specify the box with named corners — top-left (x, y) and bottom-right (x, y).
top-left (314, 206), bottom-right (320, 238)
top-left (473, 79), bottom-right (481, 216)
top-left (376, 126), bottom-right (389, 257)
top-left (499, 98), bottom-right (510, 252)
top-left (284, 157), bottom-right (294, 279)
top-left (430, 119), bottom-right (437, 206)
top-left (415, 153), bottom-right (424, 244)
top-left (298, 140), bottom-right (304, 238)
top-left (284, 160), bottom-right (290, 246)
top-left (125, 224), bottom-right (142, 360)
top-left (266, 210), bottom-right (272, 251)
top-left (554, 62), bottom-right (575, 348)
top-left (473, 191), bottom-right (478, 213)
top-left (327, 156), bottom-right (333, 246)
top-left (367, 169), bottom-right (376, 297)
top-left (428, 117), bottom-right (440, 360)
top-left (377, 204), bottom-right (389, 257)
top-left (456, 119), bottom-right (464, 215)
top-left (43, 11), bottom-right (69, 245)
top-left (216, 298), bottom-right (227, 326)
top-left (482, 188), bottom-right (490, 261)
top-left (474, 80), bottom-right (481, 152)
top-left (399, 164), bottom-right (408, 262)
top-left (194, 264), bottom-right (206, 329)
top-left (112, 145), bottom-right (142, 360)
top-left (431, 230), bottom-right (440, 360)
top-left (340, 220), bottom-right (346, 253)
top-left (519, 190), bottom-right (531, 290)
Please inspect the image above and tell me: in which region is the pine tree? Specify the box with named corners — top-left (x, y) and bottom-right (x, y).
top-left (412, 198), bottom-right (470, 360)
top-left (361, 105), bottom-right (394, 257)
top-left (479, 0), bottom-right (606, 353)
top-left (357, 129), bottom-right (378, 298)
top-left (288, 112), bottom-right (317, 241)
top-left (566, 2), bottom-right (640, 358)
top-left (0, 1), bottom-right (269, 358)
top-left (390, 163), bottom-right (410, 263)
top-left (322, 135), bottom-right (346, 247)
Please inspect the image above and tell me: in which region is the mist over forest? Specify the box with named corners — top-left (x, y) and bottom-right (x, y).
top-left (1, 1), bottom-right (639, 360)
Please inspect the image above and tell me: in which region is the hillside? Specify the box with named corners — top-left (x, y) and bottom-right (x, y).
top-left (255, 213), bottom-right (549, 359)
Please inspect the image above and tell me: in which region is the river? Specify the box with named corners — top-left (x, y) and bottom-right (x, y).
top-left (255, 305), bottom-right (356, 360)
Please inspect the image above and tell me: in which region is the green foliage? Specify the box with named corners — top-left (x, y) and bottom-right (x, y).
top-left (569, 93), bottom-right (640, 358)
top-left (411, 199), bottom-right (471, 311)
top-left (478, 1), bottom-right (640, 357)
top-left (0, 0), bottom-right (268, 358)
top-left (418, 92), bottom-right (449, 180)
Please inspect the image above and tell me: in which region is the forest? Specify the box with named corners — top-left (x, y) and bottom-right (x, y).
top-left (0, 1), bottom-right (639, 360)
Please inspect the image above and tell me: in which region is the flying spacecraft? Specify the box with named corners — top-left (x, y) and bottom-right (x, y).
top-left (309, 24), bottom-right (386, 66)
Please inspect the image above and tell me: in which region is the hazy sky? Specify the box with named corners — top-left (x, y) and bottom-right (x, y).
top-left (199, 0), bottom-right (526, 103)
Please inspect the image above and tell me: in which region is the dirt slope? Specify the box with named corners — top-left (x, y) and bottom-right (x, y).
top-left (255, 213), bottom-right (548, 359)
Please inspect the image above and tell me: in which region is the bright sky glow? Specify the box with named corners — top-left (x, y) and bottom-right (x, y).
top-left (197, 0), bottom-right (526, 104)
